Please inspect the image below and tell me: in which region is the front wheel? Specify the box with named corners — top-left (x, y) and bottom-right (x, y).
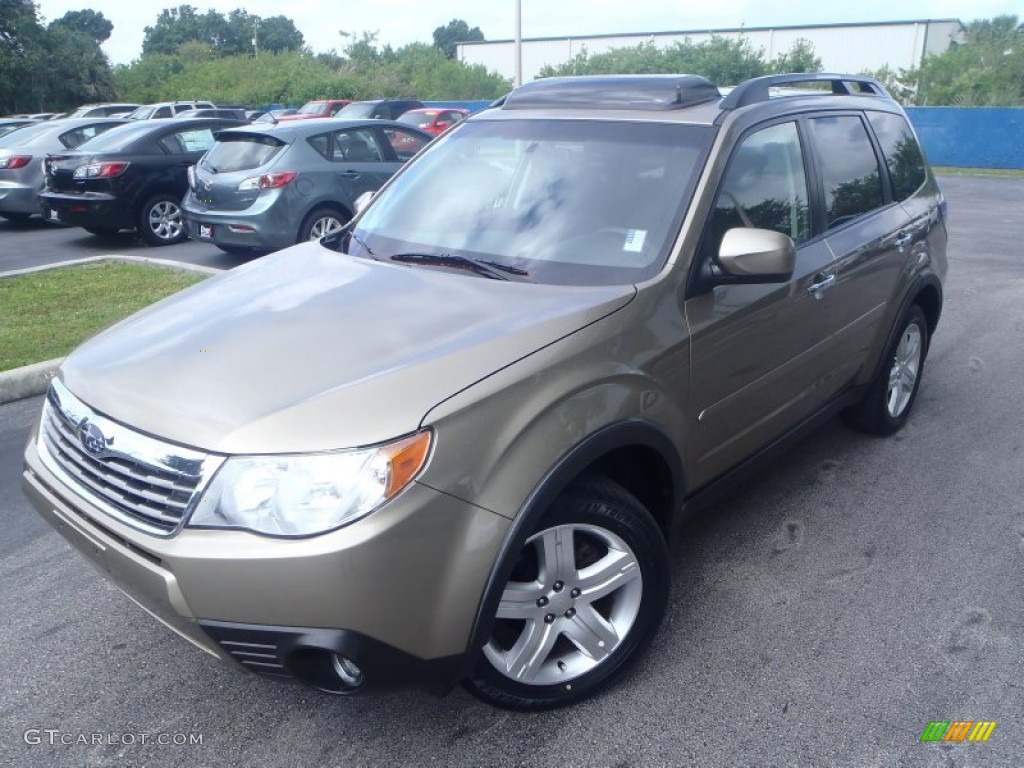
top-left (843, 304), bottom-right (929, 435)
top-left (463, 475), bottom-right (669, 710)
top-left (138, 194), bottom-right (186, 246)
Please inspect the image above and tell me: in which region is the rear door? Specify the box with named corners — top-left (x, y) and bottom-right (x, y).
top-left (685, 119), bottom-right (843, 486)
top-left (328, 127), bottom-right (399, 202)
top-left (806, 113), bottom-right (910, 383)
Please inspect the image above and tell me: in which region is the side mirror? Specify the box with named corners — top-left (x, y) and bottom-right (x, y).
top-left (354, 190), bottom-right (375, 214)
top-left (717, 228), bottom-right (796, 283)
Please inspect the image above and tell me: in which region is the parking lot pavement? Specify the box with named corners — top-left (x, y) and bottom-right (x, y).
top-left (0, 218), bottom-right (255, 273)
top-left (1, 175), bottom-right (1023, 767)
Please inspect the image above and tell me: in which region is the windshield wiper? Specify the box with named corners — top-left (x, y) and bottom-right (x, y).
top-left (390, 253), bottom-right (531, 281)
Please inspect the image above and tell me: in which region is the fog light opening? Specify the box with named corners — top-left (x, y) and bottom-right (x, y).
top-left (287, 648), bottom-right (365, 695)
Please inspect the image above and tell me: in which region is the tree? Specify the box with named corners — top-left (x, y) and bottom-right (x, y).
top-left (771, 38), bottom-right (822, 74)
top-left (432, 18), bottom-right (483, 59)
top-left (0, 0), bottom-right (47, 112)
top-left (42, 22), bottom-right (117, 106)
top-left (50, 9), bottom-right (113, 42)
top-left (257, 16), bottom-right (304, 54)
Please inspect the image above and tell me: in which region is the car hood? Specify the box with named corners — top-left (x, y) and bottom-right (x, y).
top-left (60, 243), bottom-right (635, 454)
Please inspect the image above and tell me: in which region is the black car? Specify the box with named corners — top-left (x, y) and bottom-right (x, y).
top-left (40, 117), bottom-right (245, 245)
top-left (335, 99), bottom-right (425, 120)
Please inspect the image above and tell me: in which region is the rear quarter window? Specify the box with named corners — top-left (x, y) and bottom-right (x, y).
top-left (866, 112), bottom-right (927, 201)
top-left (203, 135), bottom-right (286, 171)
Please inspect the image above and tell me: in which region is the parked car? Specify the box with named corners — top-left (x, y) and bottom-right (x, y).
top-left (397, 107), bottom-right (469, 136)
top-left (335, 99), bottom-right (425, 120)
top-left (0, 117), bottom-right (129, 221)
top-left (21, 73), bottom-right (946, 710)
top-left (175, 108), bottom-right (248, 121)
top-left (276, 99), bottom-right (351, 122)
top-left (65, 103), bottom-right (141, 118)
top-left (181, 119), bottom-right (431, 254)
top-left (253, 108), bottom-right (298, 123)
top-left (0, 118), bottom-right (40, 139)
top-left (39, 117), bottom-right (245, 244)
top-left (127, 101), bottom-right (216, 120)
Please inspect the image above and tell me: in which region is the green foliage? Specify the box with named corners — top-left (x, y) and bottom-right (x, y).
top-left (538, 36), bottom-right (821, 85)
top-left (115, 33), bottom-right (510, 105)
top-left (50, 9), bottom-right (113, 42)
top-left (0, 0), bottom-right (115, 112)
top-left (432, 18), bottom-right (484, 59)
top-left (142, 5), bottom-right (303, 57)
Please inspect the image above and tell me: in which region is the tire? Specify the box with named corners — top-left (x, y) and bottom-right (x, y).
top-left (463, 474), bottom-right (670, 710)
top-left (298, 207), bottom-right (349, 243)
top-left (843, 304), bottom-right (929, 435)
top-left (84, 226), bottom-right (120, 236)
top-left (137, 194), bottom-right (186, 246)
top-left (0, 212), bottom-right (31, 222)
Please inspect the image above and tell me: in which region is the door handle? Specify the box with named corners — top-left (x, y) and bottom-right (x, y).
top-left (807, 273), bottom-right (836, 298)
top-left (338, 171), bottom-right (361, 179)
top-left (893, 232), bottom-right (913, 250)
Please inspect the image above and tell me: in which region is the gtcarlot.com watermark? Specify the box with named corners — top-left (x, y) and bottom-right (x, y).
top-left (24, 729), bottom-right (203, 747)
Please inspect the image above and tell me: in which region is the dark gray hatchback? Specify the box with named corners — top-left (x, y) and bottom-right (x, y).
top-left (182, 119), bottom-right (432, 254)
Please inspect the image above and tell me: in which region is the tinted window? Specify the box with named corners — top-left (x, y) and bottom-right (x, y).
top-left (866, 112), bottom-right (927, 201)
top-left (307, 133), bottom-right (330, 159)
top-left (159, 127), bottom-right (217, 154)
top-left (154, 106), bottom-right (173, 119)
top-left (381, 126), bottom-right (427, 161)
top-left (334, 128), bottom-right (384, 162)
top-left (709, 121), bottom-right (811, 254)
top-left (809, 116), bottom-right (884, 228)
top-left (353, 120), bottom-right (712, 286)
top-left (203, 134), bottom-right (285, 172)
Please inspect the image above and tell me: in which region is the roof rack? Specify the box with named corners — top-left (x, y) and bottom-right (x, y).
top-left (501, 74), bottom-right (721, 111)
top-left (719, 73), bottom-right (890, 110)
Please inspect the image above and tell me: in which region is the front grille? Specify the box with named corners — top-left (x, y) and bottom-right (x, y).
top-left (38, 379), bottom-right (220, 535)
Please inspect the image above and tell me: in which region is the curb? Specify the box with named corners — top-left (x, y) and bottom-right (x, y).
top-left (1, 256), bottom-right (222, 406)
top-left (0, 253), bottom-right (222, 279)
top-left (0, 358), bottom-right (62, 405)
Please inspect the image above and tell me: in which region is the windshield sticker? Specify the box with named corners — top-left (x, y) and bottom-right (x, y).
top-left (623, 229), bottom-right (647, 253)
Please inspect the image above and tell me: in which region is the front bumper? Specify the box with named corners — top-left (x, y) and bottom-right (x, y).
top-left (22, 434), bottom-right (509, 692)
top-left (39, 191), bottom-right (134, 230)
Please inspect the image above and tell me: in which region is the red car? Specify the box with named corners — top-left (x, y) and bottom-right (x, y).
top-left (276, 99), bottom-right (352, 122)
top-left (396, 107), bottom-right (469, 136)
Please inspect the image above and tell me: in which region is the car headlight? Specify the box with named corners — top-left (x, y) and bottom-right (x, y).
top-left (188, 430), bottom-right (431, 537)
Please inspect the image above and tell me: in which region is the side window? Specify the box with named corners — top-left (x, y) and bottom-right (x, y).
top-left (708, 121), bottom-right (811, 255)
top-left (159, 127), bottom-right (216, 154)
top-left (307, 133), bottom-right (330, 159)
top-left (333, 128), bottom-right (384, 162)
top-left (381, 126), bottom-right (428, 161)
top-left (866, 112), bottom-right (927, 201)
top-left (153, 106), bottom-right (172, 119)
top-left (808, 116), bottom-right (884, 228)
top-left (172, 104), bottom-right (192, 114)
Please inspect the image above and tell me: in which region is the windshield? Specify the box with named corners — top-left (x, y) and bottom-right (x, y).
top-left (0, 122), bottom-right (56, 147)
top-left (75, 121), bottom-right (155, 151)
top-left (397, 111), bottom-right (433, 128)
top-left (352, 119), bottom-right (712, 286)
top-left (202, 134), bottom-right (286, 172)
top-left (127, 106), bottom-right (155, 120)
top-left (298, 101), bottom-right (328, 116)
top-left (337, 102), bottom-right (375, 119)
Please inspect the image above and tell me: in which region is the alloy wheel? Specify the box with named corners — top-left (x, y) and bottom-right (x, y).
top-left (886, 322), bottom-right (922, 417)
top-left (483, 523), bottom-right (643, 686)
top-left (147, 200), bottom-right (183, 241)
top-left (309, 216), bottom-right (344, 239)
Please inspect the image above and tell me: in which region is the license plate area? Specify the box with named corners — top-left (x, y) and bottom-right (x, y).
top-left (198, 224), bottom-right (214, 241)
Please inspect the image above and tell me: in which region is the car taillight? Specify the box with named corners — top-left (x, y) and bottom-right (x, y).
top-left (73, 161), bottom-right (130, 179)
top-left (0, 155), bottom-right (32, 170)
top-left (236, 171), bottom-right (298, 191)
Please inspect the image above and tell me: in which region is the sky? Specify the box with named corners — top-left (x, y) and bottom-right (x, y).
top-left (35, 0), bottom-right (1024, 65)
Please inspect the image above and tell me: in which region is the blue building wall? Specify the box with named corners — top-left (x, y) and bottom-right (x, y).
top-left (905, 107), bottom-right (1024, 170)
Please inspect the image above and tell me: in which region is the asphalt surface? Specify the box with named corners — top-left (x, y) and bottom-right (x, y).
top-left (1, 175), bottom-right (1023, 767)
top-left (0, 217), bottom-right (255, 273)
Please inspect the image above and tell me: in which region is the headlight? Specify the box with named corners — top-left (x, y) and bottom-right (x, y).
top-left (189, 430), bottom-right (431, 537)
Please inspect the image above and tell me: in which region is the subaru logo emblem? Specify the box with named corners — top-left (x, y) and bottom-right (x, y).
top-left (79, 421), bottom-right (108, 456)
